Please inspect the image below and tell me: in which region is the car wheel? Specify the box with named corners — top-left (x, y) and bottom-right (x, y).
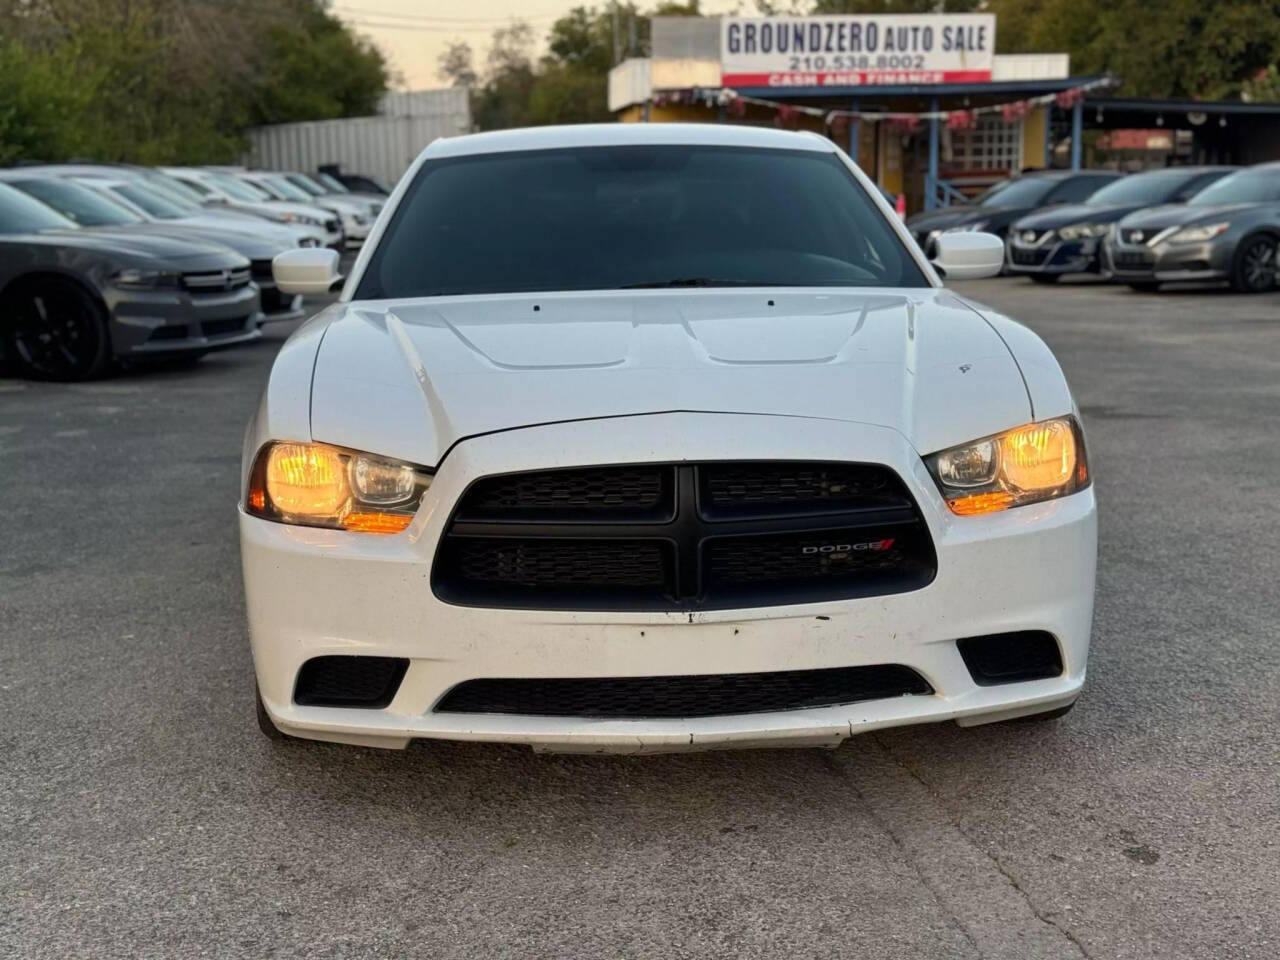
top-left (2, 277), bottom-right (112, 381)
top-left (1127, 281), bottom-right (1161, 293)
top-left (1029, 274), bottom-right (1060, 284)
top-left (1006, 700), bottom-right (1076, 724)
top-left (1230, 234), bottom-right (1278, 293)
top-left (255, 684), bottom-right (294, 741)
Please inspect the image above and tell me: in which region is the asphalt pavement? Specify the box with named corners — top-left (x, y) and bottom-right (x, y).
top-left (3, 274), bottom-right (1279, 959)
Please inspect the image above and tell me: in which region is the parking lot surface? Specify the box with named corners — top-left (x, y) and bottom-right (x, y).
top-left (4, 276), bottom-right (1279, 959)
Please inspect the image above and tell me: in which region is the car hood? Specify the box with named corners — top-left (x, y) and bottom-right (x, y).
top-left (308, 289), bottom-right (1032, 468)
top-left (169, 213), bottom-right (301, 249)
top-left (265, 200), bottom-right (337, 221)
top-left (38, 228), bottom-right (249, 266)
top-left (1014, 203), bottom-right (1143, 231)
top-left (907, 204), bottom-right (1027, 235)
top-left (88, 223), bottom-right (283, 259)
top-left (1118, 203), bottom-right (1259, 231)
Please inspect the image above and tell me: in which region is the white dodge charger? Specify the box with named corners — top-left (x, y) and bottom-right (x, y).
top-left (241, 124), bottom-right (1096, 753)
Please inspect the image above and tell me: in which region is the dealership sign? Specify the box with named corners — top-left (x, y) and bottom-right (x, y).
top-left (720, 14), bottom-right (996, 88)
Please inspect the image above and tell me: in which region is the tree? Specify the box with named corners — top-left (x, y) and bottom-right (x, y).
top-left (437, 41), bottom-right (479, 89)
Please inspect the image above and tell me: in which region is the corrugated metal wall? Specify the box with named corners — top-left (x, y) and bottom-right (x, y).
top-left (244, 88), bottom-right (470, 190)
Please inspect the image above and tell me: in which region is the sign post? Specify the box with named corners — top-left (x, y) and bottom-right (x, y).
top-left (720, 14), bottom-right (996, 88)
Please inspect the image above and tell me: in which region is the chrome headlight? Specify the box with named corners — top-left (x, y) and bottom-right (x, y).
top-left (246, 441), bottom-right (433, 534)
top-left (1057, 223), bottom-right (1110, 240)
top-left (1166, 222), bottom-right (1229, 244)
top-left (114, 268), bottom-right (180, 289)
top-left (925, 416), bottom-right (1090, 516)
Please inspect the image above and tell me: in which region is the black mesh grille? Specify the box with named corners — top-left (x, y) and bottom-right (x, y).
top-left (957, 632), bottom-right (1064, 686)
top-left (1010, 247), bottom-right (1051, 266)
top-left (1113, 250), bottom-right (1154, 269)
top-left (433, 461), bottom-right (936, 611)
top-left (435, 664), bottom-right (931, 718)
top-left (460, 466), bottom-right (666, 520)
top-left (453, 539), bottom-right (666, 587)
top-left (294, 656), bottom-right (409, 707)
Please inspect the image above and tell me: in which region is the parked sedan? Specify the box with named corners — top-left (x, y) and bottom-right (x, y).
top-left (161, 167), bottom-right (344, 248)
top-left (1007, 166), bottom-right (1236, 282)
top-left (0, 173), bottom-right (305, 324)
top-left (237, 170), bottom-right (372, 246)
top-left (244, 124), bottom-right (1094, 752)
top-left (1104, 164), bottom-right (1280, 292)
top-left (0, 183), bottom-right (259, 380)
top-left (282, 171), bottom-right (384, 220)
top-left (906, 169), bottom-right (1124, 258)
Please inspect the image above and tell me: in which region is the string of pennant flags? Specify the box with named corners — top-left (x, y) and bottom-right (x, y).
top-left (649, 76), bottom-right (1118, 133)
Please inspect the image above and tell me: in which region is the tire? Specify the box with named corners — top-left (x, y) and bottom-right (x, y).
top-left (1006, 700), bottom-right (1076, 724)
top-left (1229, 233), bottom-right (1278, 293)
top-left (255, 684), bottom-right (293, 741)
top-left (1, 276), bottom-right (112, 381)
top-left (1029, 274), bottom-right (1060, 284)
top-left (1127, 281), bottom-right (1161, 293)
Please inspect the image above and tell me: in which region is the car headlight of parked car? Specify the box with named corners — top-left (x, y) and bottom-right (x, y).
top-left (113, 268), bottom-right (181, 289)
top-left (925, 416), bottom-right (1089, 516)
top-left (278, 212), bottom-right (325, 228)
top-left (1166, 222), bottom-right (1229, 244)
top-left (1057, 223), bottom-right (1110, 240)
top-left (246, 441), bottom-right (433, 534)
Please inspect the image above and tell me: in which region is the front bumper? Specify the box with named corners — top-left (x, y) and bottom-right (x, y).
top-left (241, 413), bottom-right (1096, 753)
top-left (1103, 238), bottom-right (1232, 283)
top-left (1007, 235), bottom-right (1102, 276)
top-left (106, 283), bottom-right (262, 355)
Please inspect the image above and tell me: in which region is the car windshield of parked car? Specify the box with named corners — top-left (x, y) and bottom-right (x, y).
top-left (358, 145), bottom-right (928, 299)
top-left (315, 172), bottom-right (351, 193)
top-left (143, 174), bottom-right (206, 208)
top-left (972, 177), bottom-right (1057, 207)
top-left (1188, 170), bottom-right (1280, 205)
top-left (1085, 173), bottom-right (1191, 206)
top-left (111, 182), bottom-right (190, 219)
top-left (262, 175), bottom-right (314, 203)
top-left (211, 173), bottom-right (272, 203)
top-left (0, 182), bottom-right (79, 234)
top-left (10, 178), bottom-right (142, 227)
top-left (284, 173), bottom-right (327, 196)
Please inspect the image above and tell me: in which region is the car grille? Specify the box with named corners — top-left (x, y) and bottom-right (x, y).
top-left (181, 267), bottom-right (251, 292)
top-left (434, 664), bottom-right (932, 718)
top-left (1113, 250), bottom-right (1155, 269)
top-left (1010, 246), bottom-right (1051, 266)
top-left (432, 462), bottom-right (936, 611)
top-left (294, 655), bottom-right (409, 707)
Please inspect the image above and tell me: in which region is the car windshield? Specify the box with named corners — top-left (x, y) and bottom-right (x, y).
top-left (111, 182), bottom-right (190, 219)
top-left (972, 177), bottom-right (1057, 207)
top-left (10, 178), bottom-right (142, 227)
top-left (141, 174), bottom-right (205, 209)
top-left (263, 175), bottom-right (314, 202)
top-left (316, 172), bottom-right (350, 193)
top-left (1188, 170), bottom-right (1280, 205)
top-left (1086, 173), bottom-right (1194, 206)
top-left (210, 173), bottom-right (272, 203)
top-left (285, 173), bottom-right (327, 196)
top-left (358, 145), bottom-right (928, 299)
top-left (0, 182), bottom-right (79, 233)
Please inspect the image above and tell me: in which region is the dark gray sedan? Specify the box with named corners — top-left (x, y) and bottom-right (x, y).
top-left (1104, 164), bottom-right (1280, 292)
top-left (0, 183), bottom-right (260, 380)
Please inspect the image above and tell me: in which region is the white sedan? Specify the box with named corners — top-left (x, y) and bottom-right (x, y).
top-left (241, 123), bottom-right (1096, 753)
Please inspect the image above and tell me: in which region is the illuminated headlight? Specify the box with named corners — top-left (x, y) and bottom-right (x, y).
top-left (1057, 223), bottom-right (1110, 240)
top-left (925, 416), bottom-right (1090, 516)
top-left (1167, 222), bottom-right (1229, 244)
top-left (114, 268), bottom-right (180, 289)
top-left (246, 441), bottom-right (432, 534)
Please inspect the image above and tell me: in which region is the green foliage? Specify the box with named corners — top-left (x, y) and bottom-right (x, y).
top-left (0, 0), bottom-right (388, 165)
top-left (1243, 64), bottom-right (1280, 102)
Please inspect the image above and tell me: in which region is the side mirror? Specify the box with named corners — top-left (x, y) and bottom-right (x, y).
top-left (272, 247), bottom-right (342, 296)
top-left (932, 232), bottom-right (1004, 281)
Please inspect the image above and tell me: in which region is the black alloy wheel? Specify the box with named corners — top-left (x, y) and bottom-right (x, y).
top-left (1231, 234), bottom-right (1278, 293)
top-left (2, 278), bottom-right (111, 380)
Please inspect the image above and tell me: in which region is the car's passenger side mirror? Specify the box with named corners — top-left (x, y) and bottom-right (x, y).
top-left (931, 231), bottom-right (1004, 281)
top-left (272, 247), bottom-right (343, 296)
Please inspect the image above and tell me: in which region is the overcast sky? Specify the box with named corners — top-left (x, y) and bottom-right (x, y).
top-left (333, 1), bottom-right (744, 90)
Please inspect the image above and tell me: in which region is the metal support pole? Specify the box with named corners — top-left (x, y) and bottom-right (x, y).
top-left (1071, 97), bottom-right (1083, 170)
top-left (926, 96), bottom-right (939, 212)
top-left (849, 98), bottom-right (860, 167)
top-left (1044, 106), bottom-right (1053, 167)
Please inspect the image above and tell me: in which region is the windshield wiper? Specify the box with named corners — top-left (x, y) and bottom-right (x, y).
top-left (620, 277), bottom-right (793, 289)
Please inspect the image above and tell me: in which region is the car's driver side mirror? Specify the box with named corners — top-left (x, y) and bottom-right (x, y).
top-left (272, 247), bottom-right (343, 295)
top-left (931, 232), bottom-right (1004, 281)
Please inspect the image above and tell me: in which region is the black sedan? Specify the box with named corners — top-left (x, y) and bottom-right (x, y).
top-left (905, 169), bottom-right (1123, 258)
top-left (1104, 164), bottom-right (1280, 293)
top-left (1006, 166), bottom-right (1236, 283)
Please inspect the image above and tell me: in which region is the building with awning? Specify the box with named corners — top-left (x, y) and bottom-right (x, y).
top-left (607, 13), bottom-right (1280, 214)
